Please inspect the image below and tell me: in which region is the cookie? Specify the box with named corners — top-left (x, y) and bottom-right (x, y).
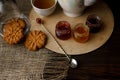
top-left (3, 25), bottom-right (24, 44)
top-left (6, 18), bottom-right (26, 29)
top-left (3, 18), bottom-right (26, 44)
top-left (25, 30), bottom-right (47, 51)
top-left (17, 18), bottom-right (26, 29)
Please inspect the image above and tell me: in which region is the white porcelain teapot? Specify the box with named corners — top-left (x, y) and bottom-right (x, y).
top-left (58, 0), bottom-right (97, 17)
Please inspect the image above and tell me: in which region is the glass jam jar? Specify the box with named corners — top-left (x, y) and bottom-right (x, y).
top-left (86, 14), bottom-right (102, 33)
top-left (73, 23), bottom-right (90, 43)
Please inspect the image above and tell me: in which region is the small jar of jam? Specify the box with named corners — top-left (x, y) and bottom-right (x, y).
top-left (55, 21), bottom-right (71, 40)
top-left (73, 23), bottom-right (89, 43)
top-left (86, 14), bottom-right (102, 33)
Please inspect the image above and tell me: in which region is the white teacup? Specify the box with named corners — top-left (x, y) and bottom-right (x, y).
top-left (31, 0), bottom-right (57, 16)
top-left (58, 0), bottom-right (97, 17)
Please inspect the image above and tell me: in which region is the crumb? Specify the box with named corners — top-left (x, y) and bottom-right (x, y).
top-left (3, 18), bottom-right (26, 44)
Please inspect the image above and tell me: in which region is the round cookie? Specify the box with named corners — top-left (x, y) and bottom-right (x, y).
top-left (6, 18), bottom-right (26, 29)
top-left (3, 18), bottom-right (26, 44)
top-left (25, 30), bottom-right (47, 51)
top-left (3, 25), bottom-right (24, 44)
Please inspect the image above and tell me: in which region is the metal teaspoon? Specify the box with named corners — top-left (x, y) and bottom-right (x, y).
top-left (37, 20), bottom-right (78, 68)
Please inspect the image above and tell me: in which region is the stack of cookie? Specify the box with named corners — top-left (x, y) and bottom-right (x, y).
top-left (3, 18), bottom-right (47, 51)
top-left (3, 18), bottom-right (25, 44)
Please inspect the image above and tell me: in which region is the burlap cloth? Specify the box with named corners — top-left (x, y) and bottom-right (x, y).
top-left (0, 0), bottom-right (69, 80)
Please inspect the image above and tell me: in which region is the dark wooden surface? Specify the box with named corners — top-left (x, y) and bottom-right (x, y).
top-left (66, 0), bottom-right (120, 80)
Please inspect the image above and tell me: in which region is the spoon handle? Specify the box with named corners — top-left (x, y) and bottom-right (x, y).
top-left (40, 24), bottom-right (71, 62)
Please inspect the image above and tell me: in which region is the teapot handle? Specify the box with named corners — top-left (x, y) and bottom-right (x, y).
top-left (84, 0), bottom-right (97, 6)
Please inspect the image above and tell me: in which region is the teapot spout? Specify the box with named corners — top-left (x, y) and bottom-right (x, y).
top-left (84, 0), bottom-right (97, 6)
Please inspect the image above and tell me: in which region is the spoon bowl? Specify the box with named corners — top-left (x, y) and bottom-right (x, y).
top-left (70, 58), bottom-right (78, 68)
top-left (39, 20), bottom-right (78, 68)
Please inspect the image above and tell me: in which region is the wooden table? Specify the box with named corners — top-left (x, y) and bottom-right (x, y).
top-left (3, 0), bottom-right (119, 80)
top-left (66, 0), bottom-right (120, 79)
top-left (16, 0), bottom-right (120, 79)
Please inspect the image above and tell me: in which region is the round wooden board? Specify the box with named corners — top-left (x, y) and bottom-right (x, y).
top-left (29, 0), bottom-right (114, 55)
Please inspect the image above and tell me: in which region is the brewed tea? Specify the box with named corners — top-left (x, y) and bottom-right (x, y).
top-left (34, 0), bottom-right (55, 9)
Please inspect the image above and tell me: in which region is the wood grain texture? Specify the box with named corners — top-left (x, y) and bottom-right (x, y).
top-left (66, 0), bottom-right (120, 79)
top-left (0, 0), bottom-right (69, 80)
top-left (18, 0), bottom-right (120, 79)
top-left (29, 0), bottom-right (114, 55)
top-left (0, 0), bottom-right (120, 80)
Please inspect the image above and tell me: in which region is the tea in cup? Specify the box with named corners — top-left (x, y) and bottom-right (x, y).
top-left (31, 0), bottom-right (57, 16)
